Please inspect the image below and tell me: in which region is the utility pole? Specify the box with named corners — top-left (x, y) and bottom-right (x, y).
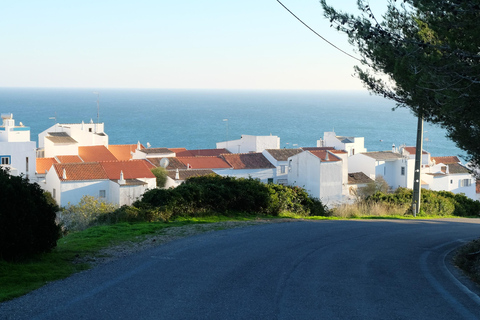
top-left (412, 114), bottom-right (423, 216)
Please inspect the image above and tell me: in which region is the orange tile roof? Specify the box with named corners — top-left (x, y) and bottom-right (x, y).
top-left (53, 162), bottom-right (108, 181)
top-left (221, 153), bottom-right (276, 169)
top-left (36, 157), bottom-right (58, 174)
top-left (78, 145), bottom-right (118, 162)
top-left (432, 156), bottom-right (460, 165)
top-left (175, 149), bottom-right (195, 157)
top-left (100, 160), bottom-right (155, 180)
top-left (149, 157), bottom-right (187, 170)
top-left (108, 144), bottom-right (140, 161)
top-left (56, 155), bottom-right (83, 163)
top-left (177, 156), bottom-right (232, 169)
top-left (403, 147), bottom-right (428, 155)
top-left (309, 150), bottom-right (342, 162)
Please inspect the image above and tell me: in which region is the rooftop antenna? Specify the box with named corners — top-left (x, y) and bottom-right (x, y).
top-left (93, 92), bottom-right (100, 133)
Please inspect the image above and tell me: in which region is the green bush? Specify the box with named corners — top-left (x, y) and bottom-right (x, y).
top-left (58, 195), bottom-right (118, 232)
top-left (135, 174), bottom-right (327, 219)
top-left (366, 187), bottom-right (480, 216)
top-left (0, 168), bottom-right (60, 260)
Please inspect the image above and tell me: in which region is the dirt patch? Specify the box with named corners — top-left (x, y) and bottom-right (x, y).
top-left (77, 219), bottom-right (293, 267)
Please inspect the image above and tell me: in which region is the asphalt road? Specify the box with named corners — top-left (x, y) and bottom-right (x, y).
top-left (2, 219), bottom-right (480, 320)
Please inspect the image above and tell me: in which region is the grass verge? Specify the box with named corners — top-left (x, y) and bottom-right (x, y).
top-left (454, 239), bottom-right (480, 285)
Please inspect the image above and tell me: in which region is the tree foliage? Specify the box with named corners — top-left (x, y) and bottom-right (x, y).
top-left (151, 167), bottom-right (168, 188)
top-left (0, 168), bottom-right (60, 260)
top-left (320, 0), bottom-right (480, 163)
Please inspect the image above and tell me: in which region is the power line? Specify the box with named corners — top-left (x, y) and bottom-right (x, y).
top-left (276, 0), bottom-right (361, 61)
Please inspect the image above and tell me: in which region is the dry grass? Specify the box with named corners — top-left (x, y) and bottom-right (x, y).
top-left (330, 201), bottom-right (409, 218)
top-left (454, 239), bottom-right (480, 284)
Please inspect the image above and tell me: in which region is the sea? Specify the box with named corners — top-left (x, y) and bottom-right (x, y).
top-left (0, 88), bottom-right (464, 160)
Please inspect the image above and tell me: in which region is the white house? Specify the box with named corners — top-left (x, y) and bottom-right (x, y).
top-left (0, 113), bottom-right (36, 180)
top-left (214, 153), bottom-right (276, 183)
top-left (262, 148), bottom-right (303, 185)
top-left (216, 134), bottom-right (280, 154)
top-left (287, 150), bottom-right (344, 203)
top-left (165, 169), bottom-right (216, 189)
top-left (318, 131), bottom-right (366, 156)
top-left (348, 149), bottom-right (415, 190)
top-left (38, 121), bottom-right (108, 158)
top-left (422, 156), bottom-right (476, 199)
top-left (45, 160), bottom-right (156, 206)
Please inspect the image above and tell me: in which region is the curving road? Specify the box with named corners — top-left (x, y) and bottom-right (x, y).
top-left (2, 219), bottom-right (480, 320)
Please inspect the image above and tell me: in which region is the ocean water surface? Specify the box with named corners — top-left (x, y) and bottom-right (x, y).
top-left (0, 88), bottom-right (463, 159)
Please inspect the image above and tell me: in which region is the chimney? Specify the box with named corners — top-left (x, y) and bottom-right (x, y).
top-left (62, 168), bottom-right (67, 180)
top-left (392, 143), bottom-right (396, 153)
top-left (325, 151), bottom-right (329, 161)
top-left (175, 168), bottom-right (180, 180)
top-left (119, 170), bottom-right (126, 185)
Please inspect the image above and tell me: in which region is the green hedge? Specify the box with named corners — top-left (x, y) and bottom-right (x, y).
top-left (367, 187), bottom-right (480, 217)
top-left (132, 174), bottom-right (328, 219)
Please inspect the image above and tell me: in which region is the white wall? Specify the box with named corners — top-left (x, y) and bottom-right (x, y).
top-left (348, 154), bottom-right (375, 179)
top-left (44, 138), bottom-right (78, 158)
top-left (0, 141), bottom-right (36, 180)
top-left (217, 135), bottom-right (280, 153)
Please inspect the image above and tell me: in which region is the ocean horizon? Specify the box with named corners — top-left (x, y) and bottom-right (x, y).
top-left (0, 87), bottom-right (463, 160)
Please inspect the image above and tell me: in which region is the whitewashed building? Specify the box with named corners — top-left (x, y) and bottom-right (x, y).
top-left (45, 160), bottom-right (156, 206)
top-left (217, 134), bottom-right (280, 154)
top-left (38, 121), bottom-right (108, 158)
top-left (215, 153), bottom-right (276, 183)
top-left (348, 149), bottom-right (415, 190)
top-left (0, 113), bottom-right (36, 180)
top-left (422, 156), bottom-right (476, 199)
top-left (262, 148), bottom-right (303, 185)
top-left (287, 150), bottom-right (344, 203)
top-left (318, 131), bottom-right (366, 156)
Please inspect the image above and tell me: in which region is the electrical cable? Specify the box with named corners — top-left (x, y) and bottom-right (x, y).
top-left (276, 0), bottom-right (361, 61)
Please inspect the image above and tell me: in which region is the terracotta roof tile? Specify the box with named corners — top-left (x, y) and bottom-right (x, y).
top-left (348, 172), bottom-right (373, 184)
top-left (188, 149), bottom-right (231, 157)
top-left (100, 160), bottom-right (155, 180)
top-left (36, 157), bottom-right (58, 174)
top-left (447, 163), bottom-right (471, 174)
top-left (53, 162), bottom-right (108, 181)
top-left (108, 144), bottom-right (140, 161)
top-left (221, 153), bottom-right (276, 169)
top-left (309, 150), bottom-right (342, 162)
top-left (78, 145), bottom-right (118, 162)
top-left (149, 157), bottom-right (187, 170)
top-left (174, 149), bottom-right (195, 157)
top-left (141, 148), bottom-right (174, 155)
top-left (56, 155), bottom-right (83, 163)
top-left (265, 149), bottom-right (303, 161)
top-left (403, 147), bottom-right (428, 155)
top-left (432, 156), bottom-right (460, 165)
top-left (177, 156), bottom-right (232, 169)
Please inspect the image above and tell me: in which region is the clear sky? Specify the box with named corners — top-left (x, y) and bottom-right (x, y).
top-left (1, 0), bottom-right (387, 90)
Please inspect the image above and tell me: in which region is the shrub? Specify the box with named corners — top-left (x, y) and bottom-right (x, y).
top-left (0, 168), bottom-right (60, 260)
top-left (136, 175), bottom-right (328, 218)
top-left (58, 195), bottom-right (118, 232)
top-left (151, 167), bottom-right (168, 188)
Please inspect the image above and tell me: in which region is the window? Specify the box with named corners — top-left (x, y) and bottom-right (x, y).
top-left (52, 189), bottom-right (56, 198)
top-left (89, 128), bottom-right (93, 132)
top-left (1, 156), bottom-right (11, 165)
top-left (267, 178), bottom-right (274, 184)
top-left (460, 179), bottom-right (471, 187)
top-left (280, 165), bottom-right (286, 174)
top-left (99, 190), bottom-right (106, 198)
top-left (450, 180), bottom-right (453, 184)
top-left (26, 157), bottom-right (29, 172)
top-left (401, 167), bottom-right (405, 176)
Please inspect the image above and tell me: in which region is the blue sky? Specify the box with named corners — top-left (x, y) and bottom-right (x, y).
top-left (1, 0), bottom-right (387, 90)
